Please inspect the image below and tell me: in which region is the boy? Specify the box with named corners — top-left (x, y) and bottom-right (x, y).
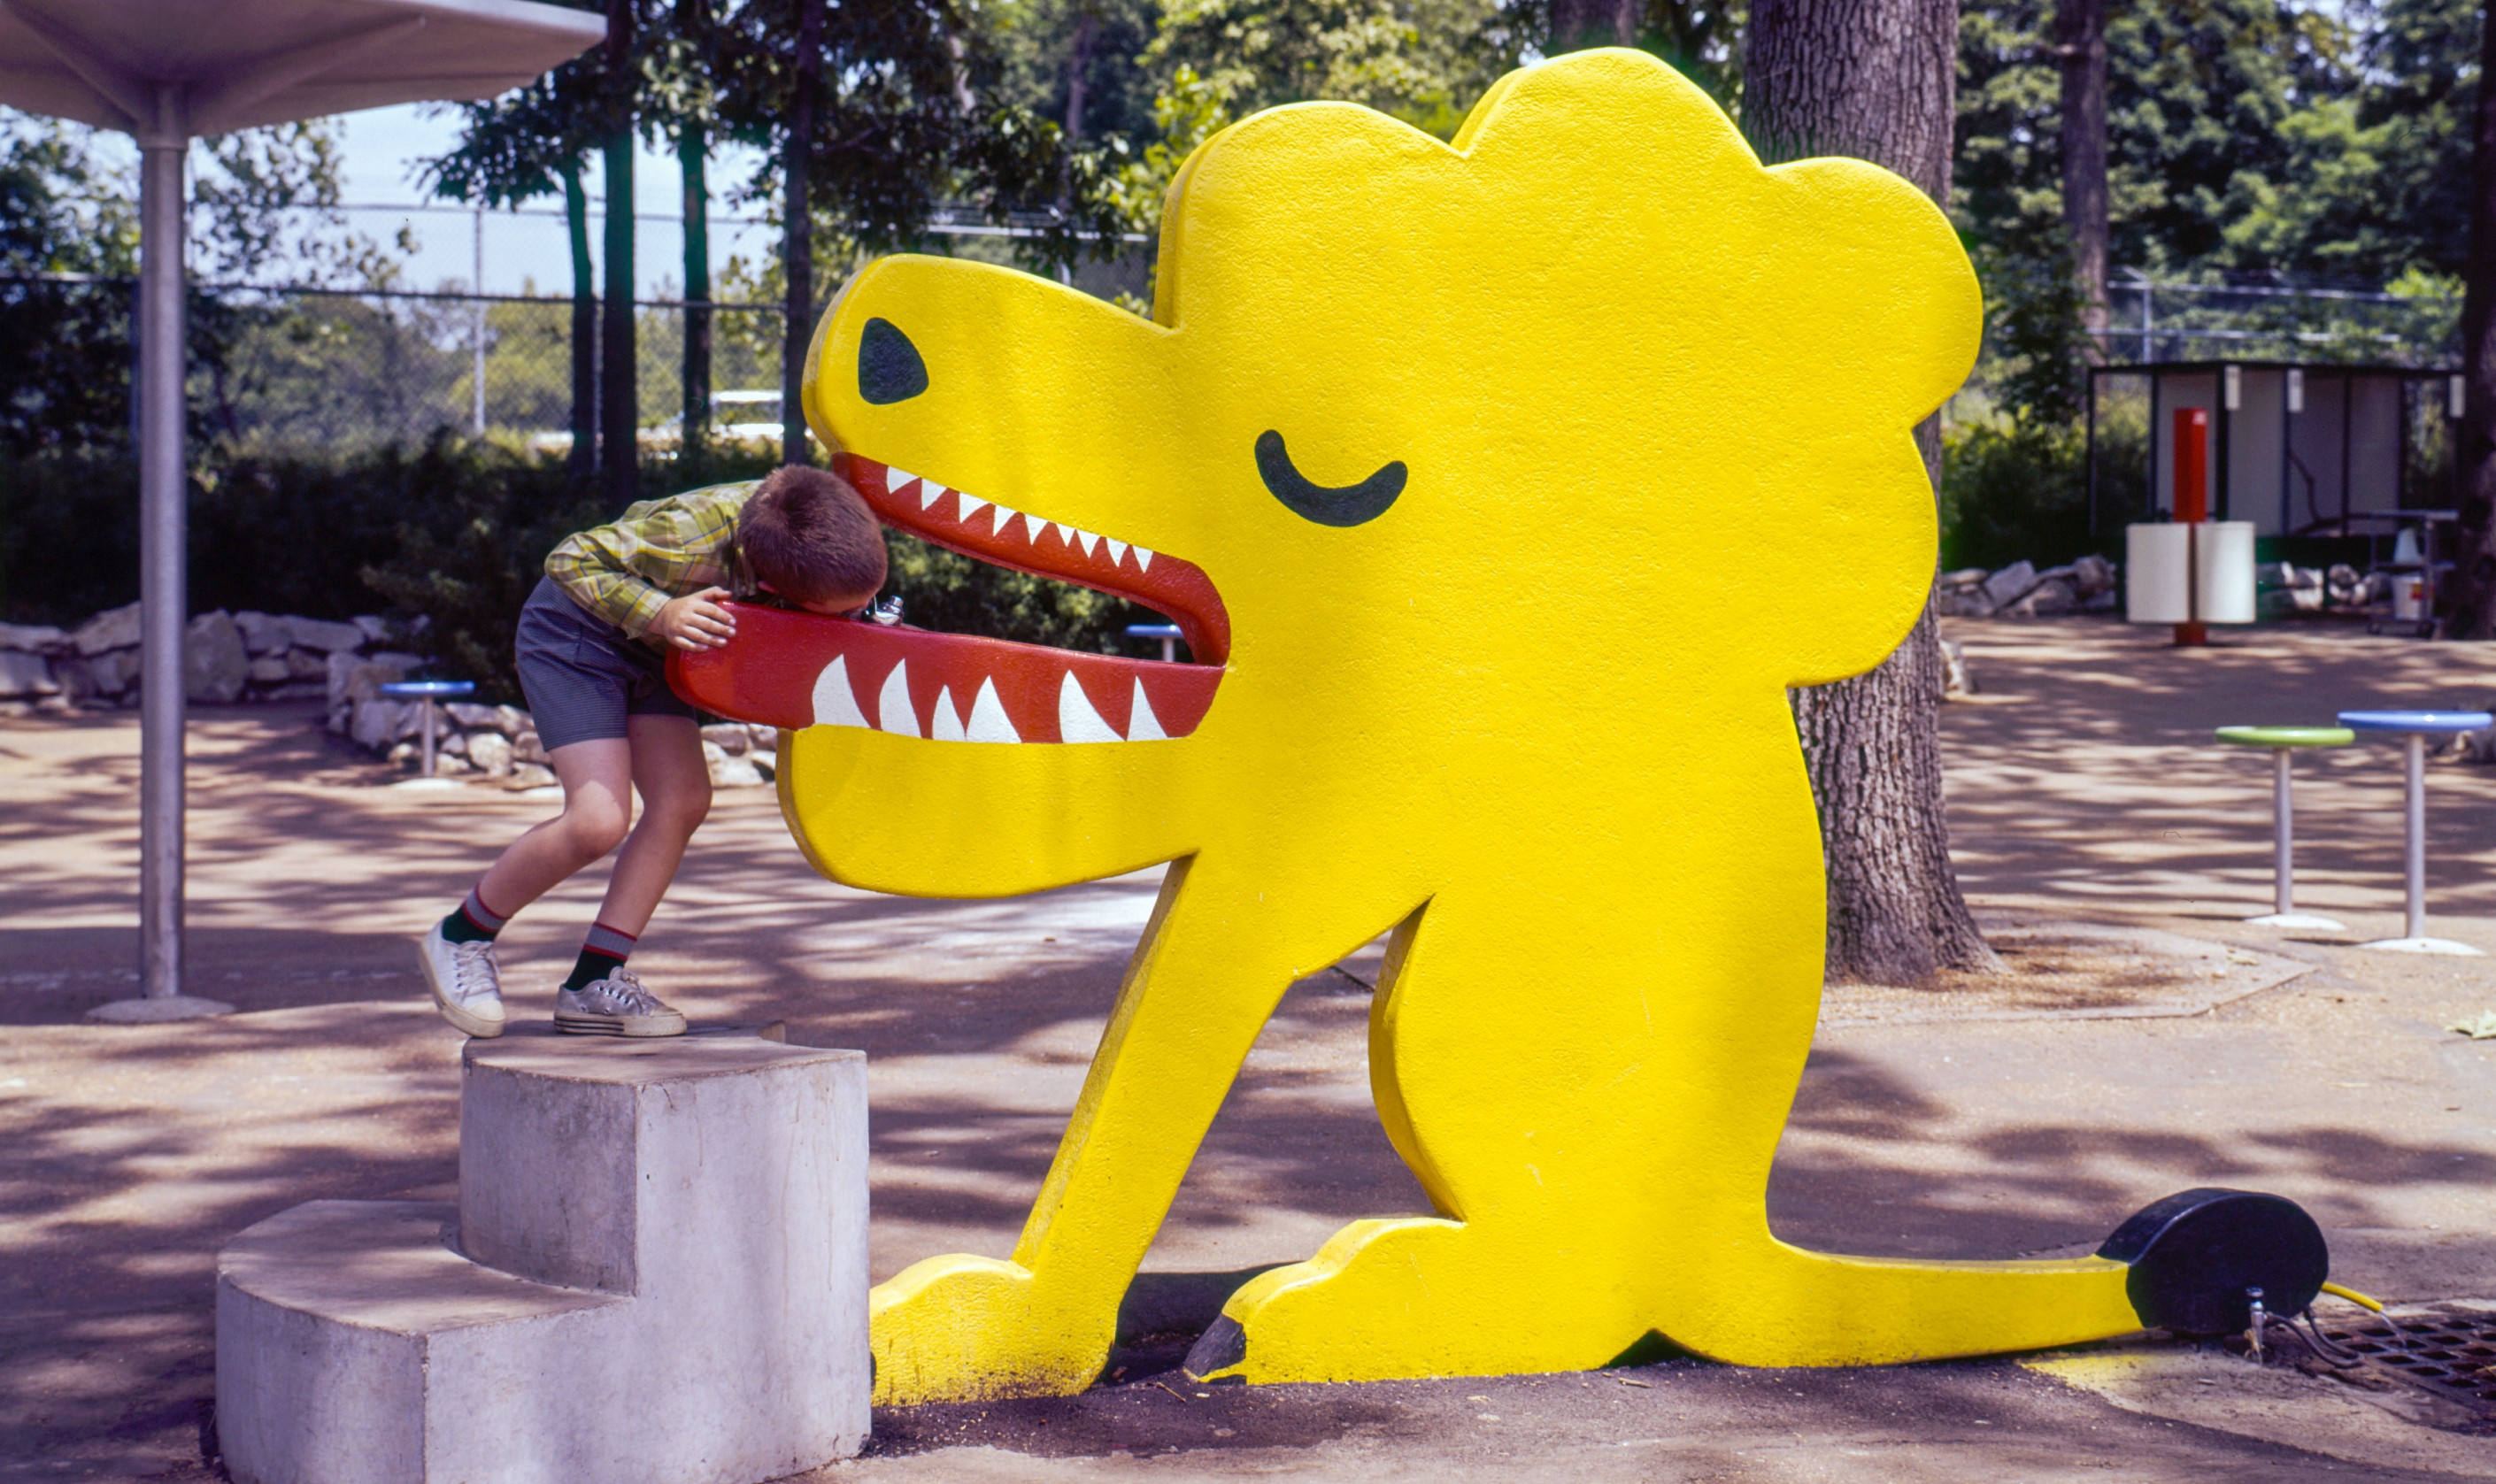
top-left (415, 465), bottom-right (888, 1038)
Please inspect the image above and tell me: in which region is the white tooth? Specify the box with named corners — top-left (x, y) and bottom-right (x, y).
top-left (957, 492), bottom-right (990, 521)
top-left (1133, 547), bottom-right (1154, 573)
top-left (1105, 538), bottom-right (1129, 565)
top-left (991, 504), bottom-right (1020, 538)
top-left (877, 660), bottom-right (921, 737)
top-left (920, 481), bottom-right (948, 511)
top-left (887, 467), bottom-right (917, 496)
top-left (965, 678), bottom-right (1020, 742)
top-left (1050, 521), bottom-right (1075, 547)
top-left (1058, 672), bottom-right (1122, 743)
top-left (1127, 679), bottom-right (1169, 741)
top-left (810, 655), bottom-right (870, 729)
top-left (1074, 529), bottom-right (1099, 557)
top-left (929, 685), bottom-right (967, 742)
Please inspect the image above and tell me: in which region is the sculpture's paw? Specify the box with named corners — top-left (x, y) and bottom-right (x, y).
top-left (1183, 1217), bottom-right (1612, 1384)
top-left (869, 1254), bottom-right (1112, 1403)
top-left (2097, 1188), bottom-right (2330, 1336)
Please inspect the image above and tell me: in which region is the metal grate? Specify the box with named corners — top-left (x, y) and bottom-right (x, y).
top-left (2317, 1311), bottom-right (2496, 1419)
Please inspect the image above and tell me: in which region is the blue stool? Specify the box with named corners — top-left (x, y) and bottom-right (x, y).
top-left (2337, 709), bottom-right (2492, 954)
top-left (1126, 623), bottom-right (1183, 664)
top-left (379, 679), bottom-right (478, 779)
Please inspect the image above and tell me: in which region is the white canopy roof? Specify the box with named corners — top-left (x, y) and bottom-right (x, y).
top-left (0, 0), bottom-right (604, 140)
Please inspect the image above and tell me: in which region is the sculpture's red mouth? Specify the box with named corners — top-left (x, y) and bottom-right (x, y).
top-left (666, 455), bottom-right (1227, 743)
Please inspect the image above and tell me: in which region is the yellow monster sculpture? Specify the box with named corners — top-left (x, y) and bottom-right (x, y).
top-left (669, 48), bottom-right (2327, 1403)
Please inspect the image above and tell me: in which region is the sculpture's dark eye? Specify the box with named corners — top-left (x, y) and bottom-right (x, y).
top-left (859, 319), bottom-right (928, 404)
top-left (1254, 430), bottom-right (1406, 527)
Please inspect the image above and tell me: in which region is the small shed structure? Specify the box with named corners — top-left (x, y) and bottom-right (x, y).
top-left (2087, 360), bottom-right (2462, 537)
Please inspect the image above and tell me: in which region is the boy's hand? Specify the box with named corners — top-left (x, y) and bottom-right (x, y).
top-left (652, 587), bottom-right (737, 651)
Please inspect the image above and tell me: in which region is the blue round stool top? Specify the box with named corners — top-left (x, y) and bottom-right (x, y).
top-left (1124, 624), bottom-right (1183, 639)
top-left (379, 680), bottom-right (478, 700)
top-left (2337, 709), bottom-right (2493, 734)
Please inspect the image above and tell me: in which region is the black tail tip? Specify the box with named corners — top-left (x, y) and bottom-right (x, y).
top-left (2099, 1188), bottom-right (2330, 1335)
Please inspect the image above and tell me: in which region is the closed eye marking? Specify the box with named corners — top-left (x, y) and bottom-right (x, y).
top-left (1254, 430), bottom-right (1406, 527)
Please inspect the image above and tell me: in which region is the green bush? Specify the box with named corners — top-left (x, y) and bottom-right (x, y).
top-left (1938, 410), bottom-right (2146, 573)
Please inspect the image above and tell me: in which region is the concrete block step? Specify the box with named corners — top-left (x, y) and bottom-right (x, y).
top-left (216, 1034), bottom-right (869, 1484)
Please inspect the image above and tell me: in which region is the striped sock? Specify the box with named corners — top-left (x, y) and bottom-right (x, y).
top-left (563, 922), bottom-right (637, 992)
top-left (440, 887), bottom-right (509, 944)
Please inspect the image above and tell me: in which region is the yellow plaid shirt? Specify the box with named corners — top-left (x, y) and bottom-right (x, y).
top-left (543, 481), bottom-right (761, 642)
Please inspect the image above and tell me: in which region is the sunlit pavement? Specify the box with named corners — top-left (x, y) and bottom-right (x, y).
top-left (2, 614), bottom-right (2492, 1480)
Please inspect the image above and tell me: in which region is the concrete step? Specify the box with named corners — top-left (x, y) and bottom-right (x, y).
top-left (217, 1032), bottom-right (868, 1484)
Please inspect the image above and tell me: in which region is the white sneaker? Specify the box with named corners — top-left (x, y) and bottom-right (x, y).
top-left (417, 921), bottom-right (505, 1038)
top-left (555, 970), bottom-right (687, 1038)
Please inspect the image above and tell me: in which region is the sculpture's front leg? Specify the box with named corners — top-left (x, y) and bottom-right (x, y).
top-left (869, 855), bottom-right (1300, 1403)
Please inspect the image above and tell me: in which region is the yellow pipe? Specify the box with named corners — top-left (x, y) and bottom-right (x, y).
top-left (2319, 1281), bottom-right (2383, 1312)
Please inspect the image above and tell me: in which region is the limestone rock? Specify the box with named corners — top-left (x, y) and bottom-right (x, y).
top-left (88, 649), bottom-right (138, 696)
top-left (1937, 567), bottom-right (1988, 589)
top-left (0, 650), bottom-right (58, 697)
top-left (72, 602), bottom-right (142, 656)
top-left (246, 657), bottom-right (292, 685)
top-left (0, 622), bottom-right (68, 653)
top-left (2009, 578), bottom-right (2079, 618)
top-left (2071, 554), bottom-right (2117, 597)
top-left (1939, 638), bottom-right (1976, 699)
top-left (233, 611), bottom-right (289, 655)
top-left (467, 730), bottom-right (515, 777)
top-left (512, 728), bottom-right (547, 765)
top-left (49, 656), bottom-right (96, 704)
top-left (351, 615), bottom-right (391, 645)
top-left (1982, 560), bottom-right (2038, 610)
top-left (445, 702), bottom-right (503, 731)
top-left (505, 762), bottom-right (556, 790)
top-left (285, 615), bottom-right (367, 654)
top-left (185, 611), bottom-right (250, 704)
top-left (285, 647), bottom-right (328, 680)
top-left (352, 699), bottom-right (412, 751)
top-left (701, 723), bottom-right (751, 755)
top-left (749, 750), bottom-right (776, 781)
top-left (1934, 587), bottom-right (1995, 618)
top-left (704, 739), bottom-right (766, 788)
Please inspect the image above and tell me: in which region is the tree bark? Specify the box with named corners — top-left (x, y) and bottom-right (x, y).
top-left (1549, 0), bottom-right (1639, 52)
top-left (782, 0), bottom-right (822, 470)
top-left (2056, 0), bottom-right (2109, 362)
top-left (2444, 3), bottom-right (2496, 639)
top-left (600, 0), bottom-right (639, 505)
top-left (1745, 0), bottom-right (2000, 983)
top-left (562, 158), bottom-right (597, 484)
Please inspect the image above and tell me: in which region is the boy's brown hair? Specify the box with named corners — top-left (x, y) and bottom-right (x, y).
top-left (737, 465), bottom-right (888, 605)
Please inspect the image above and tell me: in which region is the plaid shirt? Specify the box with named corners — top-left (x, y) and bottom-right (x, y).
top-left (544, 481), bottom-right (760, 642)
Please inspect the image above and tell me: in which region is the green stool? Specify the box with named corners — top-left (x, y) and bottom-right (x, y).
top-left (2215, 726), bottom-right (2355, 930)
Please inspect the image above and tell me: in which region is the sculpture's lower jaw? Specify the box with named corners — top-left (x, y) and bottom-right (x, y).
top-left (669, 601), bottom-right (1221, 744)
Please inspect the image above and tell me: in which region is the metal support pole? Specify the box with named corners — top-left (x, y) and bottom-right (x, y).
top-left (420, 696), bottom-right (440, 778)
top-left (471, 201), bottom-right (487, 436)
top-left (2272, 749), bottom-right (2293, 917)
top-left (2404, 730), bottom-right (2426, 942)
top-left (93, 90), bottom-right (231, 1022)
top-left (138, 127), bottom-right (186, 1002)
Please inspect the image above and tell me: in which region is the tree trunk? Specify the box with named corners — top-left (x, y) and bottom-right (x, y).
top-left (679, 0), bottom-right (713, 462)
top-left (1549, 0), bottom-right (1639, 51)
top-left (2056, 0), bottom-right (2109, 361)
top-left (600, 0), bottom-right (639, 505)
top-left (1065, 9), bottom-right (1094, 142)
top-left (2444, 3), bottom-right (2496, 639)
top-left (1745, 0), bottom-right (2000, 983)
top-left (782, 0), bottom-right (822, 470)
top-left (681, 127), bottom-right (712, 461)
top-left (562, 158), bottom-right (597, 484)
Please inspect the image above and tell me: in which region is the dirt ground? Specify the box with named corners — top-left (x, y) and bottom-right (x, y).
top-left (4, 614), bottom-right (2494, 1481)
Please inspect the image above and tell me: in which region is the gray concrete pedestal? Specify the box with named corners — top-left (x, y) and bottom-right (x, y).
top-left (216, 1033), bottom-right (870, 1484)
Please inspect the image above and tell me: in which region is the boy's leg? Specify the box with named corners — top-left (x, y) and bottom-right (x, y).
top-left (418, 739), bottom-right (635, 1036)
top-left (553, 714), bottom-right (709, 1038)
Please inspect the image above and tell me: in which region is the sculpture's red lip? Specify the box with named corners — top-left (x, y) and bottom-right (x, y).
top-left (664, 455), bottom-right (1226, 743)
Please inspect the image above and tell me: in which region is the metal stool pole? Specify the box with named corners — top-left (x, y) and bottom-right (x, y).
top-left (420, 696), bottom-right (441, 778)
top-left (2215, 726), bottom-right (2352, 932)
top-left (2271, 749), bottom-right (2293, 919)
top-left (2337, 709), bottom-right (2491, 954)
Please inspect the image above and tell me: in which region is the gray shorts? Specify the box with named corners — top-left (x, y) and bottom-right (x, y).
top-left (514, 578), bottom-right (699, 752)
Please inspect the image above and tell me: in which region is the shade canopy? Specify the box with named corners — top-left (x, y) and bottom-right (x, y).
top-left (0, 0), bottom-right (604, 142)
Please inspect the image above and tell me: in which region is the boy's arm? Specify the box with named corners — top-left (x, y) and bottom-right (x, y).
top-left (544, 501), bottom-right (713, 638)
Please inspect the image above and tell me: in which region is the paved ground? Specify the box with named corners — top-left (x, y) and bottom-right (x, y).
top-left (4, 615), bottom-right (2494, 1480)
